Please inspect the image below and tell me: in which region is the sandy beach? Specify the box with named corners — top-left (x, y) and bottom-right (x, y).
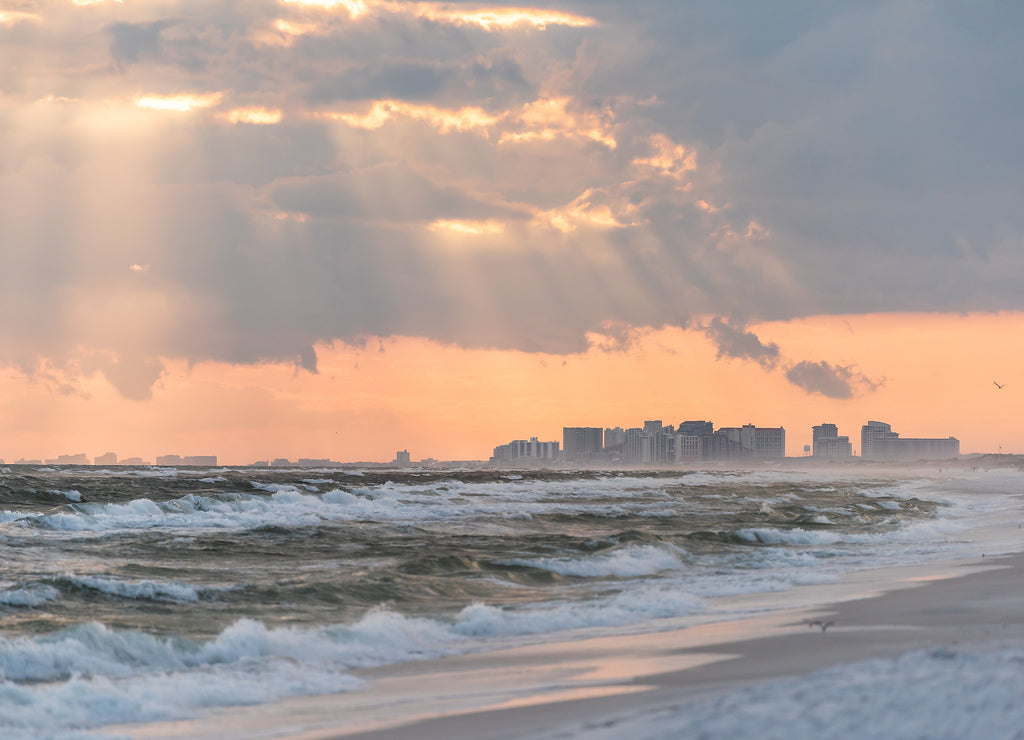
top-left (106, 543), bottom-right (1024, 740)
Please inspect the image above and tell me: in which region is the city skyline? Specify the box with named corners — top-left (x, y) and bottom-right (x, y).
top-left (6, 415), bottom-right (965, 467)
top-left (2, 4), bottom-right (1023, 465)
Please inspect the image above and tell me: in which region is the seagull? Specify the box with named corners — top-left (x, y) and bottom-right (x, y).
top-left (804, 618), bottom-right (835, 632)
top-left (994, 381), bottom-right (1006, 389)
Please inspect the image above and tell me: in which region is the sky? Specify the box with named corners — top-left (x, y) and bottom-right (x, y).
top-left (1, 0), bottom-right (1023, 464)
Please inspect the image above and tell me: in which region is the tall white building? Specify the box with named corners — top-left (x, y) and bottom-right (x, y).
top-left (860, 421), bottom-right (959, 460)
top-left (812, 424), bottom-right (853, 457)
top-left (491, 437), bottom-right (560, 464)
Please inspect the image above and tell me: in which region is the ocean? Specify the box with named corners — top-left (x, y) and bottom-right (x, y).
top-left (0, 463), bottom-right (1019, 739)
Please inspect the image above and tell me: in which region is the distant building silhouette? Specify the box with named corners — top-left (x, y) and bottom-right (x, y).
top-left (860, 421), bottom-right (959, 460)
top-left (717, 425), bottom-right (786, 459)
top-left (51, 453), bottom-right (88, 465)
top-left (491, 437), bottom-right (559, 464)
top-left (562, 427), bottom-right (603, 462)
top-left (156, 454), bottom-right (217, 466)
top-left (812, 424), bottom-right (853, 458)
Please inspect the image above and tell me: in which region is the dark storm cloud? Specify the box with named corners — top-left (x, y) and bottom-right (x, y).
top-left (703, 318), bottom-right (780, 369)
top-left (785, 361), bottom-right (882, 400)
top-left (108, 21), bottom-right (169, 65)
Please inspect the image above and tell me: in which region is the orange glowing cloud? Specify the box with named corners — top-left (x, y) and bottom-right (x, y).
top-left (317, 95), bottom-right (617, 147)
top-left (255, 18), bottom-right (324, 45)
top-left (279, 0), bottom-right (368, 17)
top-left (501, 97), bottom-right (617, 149)
top-left (317, 101), bottom-right (500, 134)
top-left (410, 5), bottom-right (595, 31)
top-left (428, 219), bottom-right (507, 236)
top-left (218, 107), bottom-right (283, 125)
top-left (536, 189), bottom-right (638, 232)
top-left (275, 1), bottom-right (593, 31)
top-left (0, 10), bottom-right (41, 25)
top-left (632, 134), bottom-right (697, 178)
top-left (133, 93), bottom-right (224, 112)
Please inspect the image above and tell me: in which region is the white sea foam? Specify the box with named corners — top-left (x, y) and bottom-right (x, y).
top-left (501, 545), bottom-right (684, 579)
top-left (51, 489), bottom-right (82, 502)
top-left (735, 527), bottom-right (845, 546)
top-left (0, 584), bottom-right (715, 738)
top-left (0, 610), bottom-right (466, 738)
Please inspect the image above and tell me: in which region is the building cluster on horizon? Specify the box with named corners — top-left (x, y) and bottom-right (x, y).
top-left (491, 420), bottom-right (786, 466)
top-left (491, 418), bottom-right (962, 466)
top-left (8, 452), bottom-right (217, 466)
top-left (3, 420), bottom-right (962, 469)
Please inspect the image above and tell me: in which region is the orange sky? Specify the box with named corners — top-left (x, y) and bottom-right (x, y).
top-left (3, 3), bottom-right (1022, 465)
top-left (2, 311), bottom-right (1020, 464)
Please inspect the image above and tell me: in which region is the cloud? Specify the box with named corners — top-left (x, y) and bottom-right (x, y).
top-left (785, 361), bottom-right (882, 400)
top-left (5, 1), bottom-right (1024, 399)
top-left (108, 21), bottom-right (171, 66)
top-left (703, 318), bottom-right (780, 369)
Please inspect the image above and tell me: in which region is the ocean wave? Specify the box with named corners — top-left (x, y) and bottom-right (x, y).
top-left (0, 486), bottom-right (708, 534)
top-left (735, 527), bottom-right (846, 546)
top-left (499, 545), bottom-right (684, 579)
top-left (57, 575), bottom-right (202, 603)
top-left (50, 490), bottom-right (83, 502)
top-left (0, 620), bottom-right (368, 739)
top-left (452, 583), bottom-right (706, 637)
top-left (0, 584), bottom-right (61, 608)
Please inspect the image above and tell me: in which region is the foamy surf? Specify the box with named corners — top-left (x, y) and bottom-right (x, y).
top-left (0, 465), bottom-right (1019, 738)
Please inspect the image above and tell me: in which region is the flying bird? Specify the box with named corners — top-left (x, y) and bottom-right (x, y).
top-left (994, 381), bottom-right (1006, 389)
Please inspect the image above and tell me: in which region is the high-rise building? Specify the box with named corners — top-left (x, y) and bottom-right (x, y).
top-left (677, 420), bottom-right (713, 437)
top-left (717, 424), bottom-right (785, 458)
top-left (861, 421), bottom-right (898, 458)
top-left (812, 424), bottom-right (852, 458)
top-left (621, 428), bottom-right (650, 464)
top-left (491, 437), bottom-right (560, 465)
top-left (860, 421), bottom-right (959, 460)
top-left (94, 452), bottom-right (118, 466)
top-left (183, 456), bottom-right (217, 466)
top-left (562, 427), bottom-right (604, 461)
top-left (54, 453), bottom-right (89, 465)
top-left (603, 427), bottom-right (627, 454)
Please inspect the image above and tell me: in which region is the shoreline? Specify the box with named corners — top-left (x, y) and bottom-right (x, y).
top-left (104, 546), bottom-right (1024, 740)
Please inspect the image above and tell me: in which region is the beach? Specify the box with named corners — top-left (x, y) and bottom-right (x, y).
top-left (4, 464), bottom-right (1022, 739)
top-left (107, 544), bottom-right (1024, 739)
